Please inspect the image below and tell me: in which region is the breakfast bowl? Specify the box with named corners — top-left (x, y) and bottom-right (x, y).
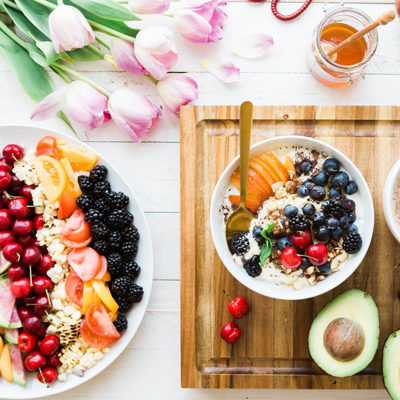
top-left (210, 136), bottom-right (374, 300)
top-left (383, 157), bottom-right (400, 243)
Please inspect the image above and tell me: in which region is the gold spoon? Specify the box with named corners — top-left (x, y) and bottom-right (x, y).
top-left (226, 101), bottom-right (255, 252)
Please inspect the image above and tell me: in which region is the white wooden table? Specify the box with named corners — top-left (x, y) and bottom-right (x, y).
top-left (0, 1), bottom-right (398, 398)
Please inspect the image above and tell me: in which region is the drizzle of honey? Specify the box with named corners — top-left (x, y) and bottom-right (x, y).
top-left (321, 23), bottom-right (367, 66)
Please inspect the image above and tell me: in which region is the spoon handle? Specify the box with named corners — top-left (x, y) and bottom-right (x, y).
top-left (239, 101), bottom-right (254, 208)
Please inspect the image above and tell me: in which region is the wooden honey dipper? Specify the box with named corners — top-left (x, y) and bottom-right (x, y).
top-left (322, 10), bottom-right (396, 62)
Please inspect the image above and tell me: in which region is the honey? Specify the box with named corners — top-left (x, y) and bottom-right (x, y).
top-left (321, 23), bottom-right (367, 66)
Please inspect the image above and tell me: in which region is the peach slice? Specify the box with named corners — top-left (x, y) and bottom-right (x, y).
top-left (248, 168), bottom-right (273, 197)
top-left (254, 156), bottom-right (281, 183)
top-left (249, 160), bottom-right (276, 187)
top-left (268, 153), bottom-right (290, 183)
top-left (232, 171), bottom-right (267, 202)
top-left (284, 156), bottom-right (296, 177)
top-left (230, 174), bottom-right (259, 202)
top-left (229, 195), bottom-right (260, 214)
top-left (262, 153), bottom-right (288, 184)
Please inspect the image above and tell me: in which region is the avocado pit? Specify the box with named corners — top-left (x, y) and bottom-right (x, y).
top-left (323, 317), bottom-right (365, 362)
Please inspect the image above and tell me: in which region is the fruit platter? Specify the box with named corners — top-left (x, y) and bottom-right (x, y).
top-left (0, 125), bottom-right (153, 398)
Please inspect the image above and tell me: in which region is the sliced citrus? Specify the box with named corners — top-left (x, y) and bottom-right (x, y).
top-left (56, 138), bottom-right (98, 171)
top-left (60, 158), bottom-right (82, 198)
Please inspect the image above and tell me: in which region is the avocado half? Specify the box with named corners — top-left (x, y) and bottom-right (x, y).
top-left (309, 289), bottom-right (379, 378)
top-left (383, 330), bottom-right (400, 400)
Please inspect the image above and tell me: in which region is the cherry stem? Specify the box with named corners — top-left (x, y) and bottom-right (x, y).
top-left (29, 266), bottom-right (33, 287)
top-left (45, 289), bottom-right (52, 306)
top-left (223, 290), bottom-right (234, 302)
top-left (298, 254), bottom-right (319, 262)
top-left (4, 191), bottom-right (22, 199)
top-left (26, 304), bottom-right (51, 307)
top-left (28, 204), bottom-right (44, 208)
top-left (38, 367), bottom-right (49, 388)
top-left (12, 154), bottom-right (22, 166)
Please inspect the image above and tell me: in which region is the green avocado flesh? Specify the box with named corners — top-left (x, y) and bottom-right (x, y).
top-left (383, 330), bottom-right (400, 400)
top-left (309, 289), bottom-right (379, 378)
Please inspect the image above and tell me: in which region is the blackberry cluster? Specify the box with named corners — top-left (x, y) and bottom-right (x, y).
top-left (329, 195), bottom-right (348, 218)
top-left (289, 215), bottom-right (310, 232)
top-left (122, 226), bottom-right (140, 244)
top-left (106, 191), bottom-right (129, 208)
top-left (94, 198), bottom-right (112, 215)
top-left (93, 181), bottom-right (111, 198)
top-left (93, 240), bottom-right (109, 255)
top-left (230, 232), bottom-right (250, 255)
top-left (84, 209), bottom-right (104, 225)
top-left (244, 255), bottom-right (262, 277)
top-left (76, 193), bottom-right (94, 212)
top-left (90, 165), bottom-right (108, 182)
top-left (343, 232), bottom-right (362, 254)
top-left (77, 176), bottom-right (93, 193)
top-left (113, 315), bottom-right (128, 333)
top-left (91, 222), bottom-right (109, 241)
top-left (109, 231), bottom-right (122, 250)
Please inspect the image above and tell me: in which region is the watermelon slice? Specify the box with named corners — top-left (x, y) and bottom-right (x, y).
top-left (7, 306), bottom-right (22, 329)
top-left (4, 328), bottom-right (18, 344)
top-left (0, 251), bottom-right (11, 274)
top-left (0, 276), bottom-right (15, 328)
top-left (9, 343), bottom-right (26, 386)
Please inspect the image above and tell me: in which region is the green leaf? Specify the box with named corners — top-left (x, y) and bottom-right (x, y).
top-left (67, 46), bottom-right (103, 61)
top-left (14, 0), bottom-right (51, 37)
top-left (69, 0), bottom-right (139, 22)
top-left (261, 223), bottom-right (274, 239)
top-left (259, 237), bottom-right (273, 268)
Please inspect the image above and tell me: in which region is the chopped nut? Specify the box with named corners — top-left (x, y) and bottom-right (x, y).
top-left (307, 275), bottom-right (317, 286)
top-left (305, 266), bottom-right (315, 276)
top-left (336, 251), bottom-right (348, 262)
top-left (272, 181), bottom-right (284, 193)
top-left (285, 180), bottom-right (294, 191)
top-left (317, 275), bottom-right (326, 282)
top-left (293, 278), bottom-right (305, 290)
top-left (331, 257), bottom-right (340, 271)
top-left (267, 201), bottom-right (278, 212)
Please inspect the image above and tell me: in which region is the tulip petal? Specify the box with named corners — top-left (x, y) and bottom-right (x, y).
top-left (30, 85), bottom-right (69, 121)
top-left (201, 57), bottom-right (240, 83)
top-left (111, 38), bottom-right (147, 75)
top-left (232, 33), bottom-right (274, 59)
top-left (174, 10), bottom-right (212, 43)
top-left (127, 0), bottom-right (170, 14)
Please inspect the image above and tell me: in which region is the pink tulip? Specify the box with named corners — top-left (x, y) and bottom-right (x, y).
top-left (157, 76), bottom-right (198, 117)
top-left (173, 0), bottom-right (228, 43)
top-left (127, 0), bottom-right (170, 14)
top-left (108, 88), bottom-right (161, 142)
top-left (111, 38), bottom-right (147, 75)
top-left (134, 26), bottom-right (178, 80)
top-left (31, 81), bottom-right (109, 131)
top-left (49, 5), bottom-right (94, 53)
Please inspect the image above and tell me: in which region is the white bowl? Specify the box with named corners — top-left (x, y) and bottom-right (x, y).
top-left (383, 158), bottom-right (400, 242)
top-left (0, 125), bottom-right (153, 399)
top-left (210, 136), bottom-right (374, 301)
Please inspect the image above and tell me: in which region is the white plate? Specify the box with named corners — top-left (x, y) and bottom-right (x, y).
top-left (0, 125), bottom-right (153, 399)
top-left (210, 136), bottom-right (374, 301)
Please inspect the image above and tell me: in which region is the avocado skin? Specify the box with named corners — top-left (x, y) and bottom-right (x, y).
top-left (383, 330), bottom-right (400, 400)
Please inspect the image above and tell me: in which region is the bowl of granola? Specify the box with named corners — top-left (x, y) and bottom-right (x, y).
top-left (210, 136), bottom-right (374, 300)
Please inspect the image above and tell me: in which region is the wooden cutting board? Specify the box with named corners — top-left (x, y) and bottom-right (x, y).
top-left (180, 105), bottom-right (400, 389)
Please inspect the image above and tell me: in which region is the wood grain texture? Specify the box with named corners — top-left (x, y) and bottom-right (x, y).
top-left (181, 105), bottom-right (400, 389)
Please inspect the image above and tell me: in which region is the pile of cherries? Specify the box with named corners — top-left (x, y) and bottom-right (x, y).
top-left (0, 144), bottom-right (60, 385)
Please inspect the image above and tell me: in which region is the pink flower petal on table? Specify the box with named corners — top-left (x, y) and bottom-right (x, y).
top-left (201, 57), bottom-right (240, 83)
top-left (127, 0), bottom-right (170, 14)
top-left (232, 33), bottom-right (274, 59)
top-left (30, 85), bottom-right (69, 121)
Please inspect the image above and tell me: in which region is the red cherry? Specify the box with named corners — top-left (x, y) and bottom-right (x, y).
top-left (34, 295), bottom-right (51, 317)
top-left (3, 242), bottom-right (22, 263)
top-left (10, 175), bottom-right (23, 195)
top-left (0, 170), bottom-right (11, 191)
top-left (40, 335), bottom-right (60, 356)
top-left (35, 254), bottom-right (54, 275)
top-left (19, 185), bottom-right (35, 204)
top-left (10, 278), bottom-right (31, 298)
top-left (23, 316), bottom-right (42, 335)
top-left (221, 322), bottom-right (242, 344)
top-left (21, 246), bottom-right (41, 267)
top-left (0, 209), bottom-right (13, 231)
top-left (306, 244), bottom-right (328, 266)
top-left (224, 291), bottom-right (250, 319)
top-left (18, 332), bottom-right (38, 353)
top-left (0, 230), bottom-right (16, 249)
top-left (0, 157), bottom-right (13, 173)
top-left (0, 193), bottom-right (10, 208)
top-left (47, 351), bottom-right (62, 368)
top-left (20, 294), bottom-right (37, 306)
top-left (33, 276), bottom-right (54, 295)
top-left (33, 215), bottom-right (45, 231)
top-left (36, 322), bottom-right (48, 339)
top-left (24, 350), bottom-right (46, 372)
top-left (37, 367), bottom-right (58, 385)
top-left (8, 198), bottom-right (29, 219)
top-left (8, 264), bottom-right (27, 281)
top-left (3, 144), bottom-right (24, 163)
top-left (17, 234), bottom-right (34, 248)
top-left (17, 306), bottom-right (34, 323)
top-left (280, 247), bottom-right (302, 269)
top-left (291, 229), bottom-right (313, 250)
top-left (12, 219), bottom-right (34, 237)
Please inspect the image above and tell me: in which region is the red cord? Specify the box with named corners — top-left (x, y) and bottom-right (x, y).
top-left (271, 0), bottom-right (313, 21)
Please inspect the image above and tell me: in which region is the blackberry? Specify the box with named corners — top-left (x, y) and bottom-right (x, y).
top-left (126, 283), bottom-right (144, 303)
top-left (113, 315), bottom-right (128, 332)
top-left (77, 175), bottom-right (93, 193)
top-left (343, 232), bottom-right (362, 254)
top-left (93, 181), bottom-right (111, 198)
top-left (107, 253), bottom-right (123, 276)
top-left (91, 222), bottom-right (109, 241)
top-left (289, 215), bottom-right (310, 232)
top-left (111, 276), bottom-right (131, 297)
top-left (244, 255), bottom-right (262, 277)
top-left (76, 193), bottom-right (94, 213)
top-left (121, 261), bottom-right (141, 280)
top-left (329, 195), bottom-right (348, 218)
top-left (84, 209), bottom-right (104, 225)
top-left (90, 165), bottom-right (108, 182)
top-left (107, 209), bottom-right (134, 229)
top-left (108, 230), bottom-right (122, 251)
top-left (115, 296), bottom-right (132, 314)
top-left (121, 241), bottom-right (138, 260)
top-left (106, 191), bottom-right (129, 209)
top-left (94, 198), bottom-right (112, 215)
top-left (92, 240), bottom-right (109, 255)
top-left (121, 226), bottom-right (140, 244)
top-left (230, 232), bottom-right (249, 255)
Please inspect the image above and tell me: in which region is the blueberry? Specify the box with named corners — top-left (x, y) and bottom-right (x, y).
top-left (331, 227), bottom-right (344, 240)
top-left (304, 180), bottom-right (314, 190)
top-left (297, 185), bottom-right (309, 198)
top-left (302, 203), bottom-right (316, 216)
top-left (347, 199), bottom-right (356, 212)
top-left (321, 200), bottom-right (330, 214)
top-left (252, 226), bottom-right (264, 243)
top-left (323, 158), bottom-right (341, 175)
top-left (300, 257), bottom-right (311, 269)
top-left (312, 171), bottom-right (329, 186)
top-left (313, 210), bottom-right (326, 227)
top-left (345, 181), bottom-right (358, 195)
top-left (339, 215), bottom-right (349, 227)
top-left (315, 226), bottom-right (331, 242)
top-left (348, 213), bottom-right (356, 223)
top-left (278, 237), bottom-right (292, 251)
top-left (348, 223), bottom-right (358, 233)
top-left (318, 262), bottom-right (331, 274)
top-left (310, 186), bottom-right (326, 201)
top-left (284, 205), bottom-right (298, 218)
top-left (299, 160), bottom-right (312, 174)
top-left (330, 171), bottom-right (350, 188)
top-left (328, 187), bottom-right (341, 198)
top-left (326, 217), bottom-right (339, 230)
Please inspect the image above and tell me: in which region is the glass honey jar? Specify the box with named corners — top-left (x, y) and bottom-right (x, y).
top-left (306, 6), bottom-right (378, 86)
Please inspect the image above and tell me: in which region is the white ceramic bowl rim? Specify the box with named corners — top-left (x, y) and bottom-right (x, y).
top-left (383, 158), bottom-right (400, 242)
top-left (210, 136), bottom-right (374, 301)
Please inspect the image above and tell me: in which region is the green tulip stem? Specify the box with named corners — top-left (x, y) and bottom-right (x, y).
top-left (87, 44), bottom-right (106, 58)
top-left (50, 65), bottom-right (73, 83)
top-left (57, 0), bottom-right (63, 5)
top-left (161, 13), bottom-right (174, 18)
top-left (2, 0), bottom-right (19, 10)
top-left (0, 19), bottom-right (28, 50)
top-left (144, 75), bottom-right (158, 85)
top-left (95, 36), bottom-right (111, 50)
